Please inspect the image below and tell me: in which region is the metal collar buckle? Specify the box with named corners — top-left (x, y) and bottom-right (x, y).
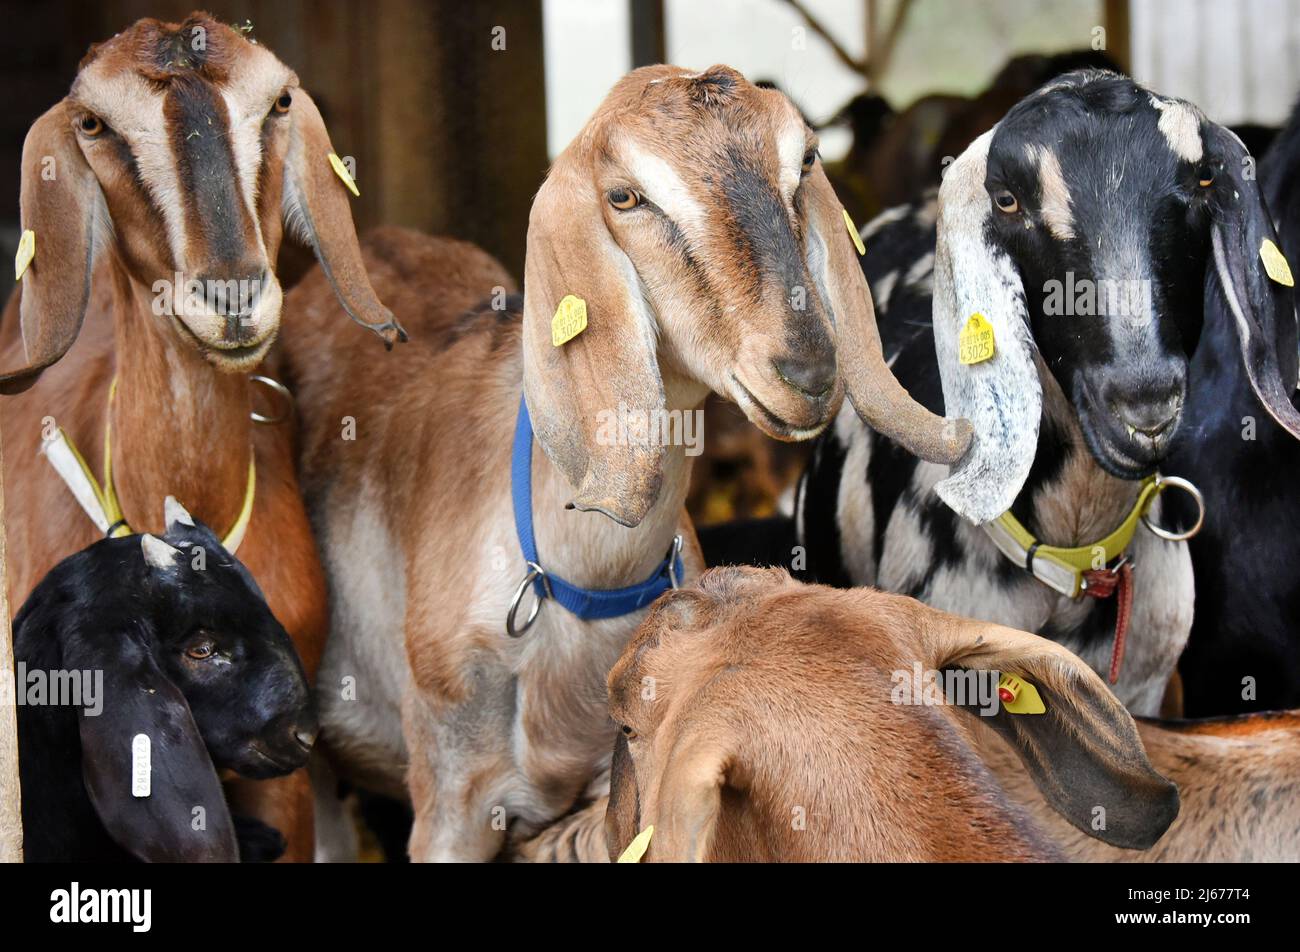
top-left (506, 561), bottom-right (552, 638)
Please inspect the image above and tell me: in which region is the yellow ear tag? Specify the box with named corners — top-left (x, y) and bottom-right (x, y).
top-left (617, 825), bottom-right (654, 863)
top-left (327, 153), bottom-right (360, 198)
top-left (959, 313), bottom-right (996, 365)
top-left (843, 209), bottom-right (866, 256)
top-left (551, 294), bottom-right (588, 347)
top-left (998, 673), bottom-right (1045, 715)
top-left (14, 229), bottom-right (34, 282)
top-left (1261, 239), bottom-right (1294, 288)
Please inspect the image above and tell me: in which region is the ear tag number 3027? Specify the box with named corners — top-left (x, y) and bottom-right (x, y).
top-left (1261, 239), bottom-right (1294, 288)
top-left (552, 294), bottom-right (588, 347)
top-left (959, 313), bottom-right (996, 365)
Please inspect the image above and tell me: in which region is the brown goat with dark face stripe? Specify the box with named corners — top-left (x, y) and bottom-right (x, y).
top-left (0, 12), bottom-right (398, 859)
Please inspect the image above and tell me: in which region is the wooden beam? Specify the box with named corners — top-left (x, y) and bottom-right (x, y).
top-left (630, 0), bottom-right (666, 68)
top-left (1104, 0), bottom-right (1132, 75)
top-left (0, 427), bottom-right (22, 863)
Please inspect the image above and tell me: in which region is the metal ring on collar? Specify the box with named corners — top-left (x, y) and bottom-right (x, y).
top-left (1141, 475), bottom-right (1206, 542)
top-left (667, 534), bottom-right (684, 589)
top-left (250, 374), bottom-right (294, 425)
top-left (506, 561), bottom-right (552, 638)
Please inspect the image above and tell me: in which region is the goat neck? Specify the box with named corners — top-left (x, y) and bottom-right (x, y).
top-left (106, 263), bottom-right (252, 536)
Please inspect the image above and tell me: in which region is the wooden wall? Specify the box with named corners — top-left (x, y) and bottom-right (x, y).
top-left (0, 0), bottom-right (549, 280)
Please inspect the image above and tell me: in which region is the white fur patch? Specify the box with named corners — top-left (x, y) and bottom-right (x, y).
top-left (620, 140), bottom-right (708, 235)
top-left (1150, 96), bottom-right (1204, 163)
top-left (1028, 144), bottom-right (1075, 241)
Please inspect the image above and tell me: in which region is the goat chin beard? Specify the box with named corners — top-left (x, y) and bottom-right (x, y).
top-left (729, 372), bottom-right (835, 442)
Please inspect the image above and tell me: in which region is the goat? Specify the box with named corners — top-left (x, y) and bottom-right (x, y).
top-left (1166, 98), bottom-right (1300, 715)
top-left (279, 64), bottom-right (970, 862)
top-left (603, 566), bottom-right (1182, 862)
top-left (0, 13), bottom-right (397, 858)
top-left (796, 71), bottom-right (1300, 715)
top-left (14, 499), bottom-right (316, 862)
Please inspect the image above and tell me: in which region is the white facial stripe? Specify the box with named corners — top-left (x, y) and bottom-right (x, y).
top-left (1028, 144), bottom-right (1075, 241)
top-left (777, 116), bottom-right (808, 197)
top-left (75, 66), bottom-right (191, 265)
top-left (221, 88), bottom-right (269, 248)
top-left (621, 141), bottom-right (707, 236)
top-left (1150, 96), bottom-right (1204, 163)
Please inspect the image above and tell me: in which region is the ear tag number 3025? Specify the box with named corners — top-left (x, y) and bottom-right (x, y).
top-left (959, 313), bottom-right (996, 365)
top-left (552, 294), bottom-right (588, 347)
top-left (1261, 239), bottom-right (1294, 288)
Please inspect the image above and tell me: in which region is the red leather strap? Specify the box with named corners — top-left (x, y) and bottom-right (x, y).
top-left (1081, 561), bottom-right (1134, 685)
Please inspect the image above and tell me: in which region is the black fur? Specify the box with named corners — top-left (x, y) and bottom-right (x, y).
top-left (14, 517), bottom-right (315, 862)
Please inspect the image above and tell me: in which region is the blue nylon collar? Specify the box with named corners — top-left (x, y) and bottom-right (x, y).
top-left (511, 396), bottom-right (683, 622)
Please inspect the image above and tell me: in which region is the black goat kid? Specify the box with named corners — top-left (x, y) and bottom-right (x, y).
top-left (796, 71), bottom-right (1300, 715)
top-left (13, 498), bottom-right (317, 862)
top-left (1169, 97), bottom-right (1300, 715)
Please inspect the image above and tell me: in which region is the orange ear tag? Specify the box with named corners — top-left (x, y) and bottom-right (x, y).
top-left (327, 153), bottom-right (360, 197)
top-left (617, 825), bottom-right (654, 863)
top-left (1261, 239), bottom-right (1294, 288)
top-left (959, 313), bottom-right (996, 365)
top-left (998, 673), bottom-right (1045, 714)
top-left (551, 294), bottom-right (588, 346)
top-left (843, 209), bottom-right (866, 256)
top-left (14, 229), bottom-right (34, 281)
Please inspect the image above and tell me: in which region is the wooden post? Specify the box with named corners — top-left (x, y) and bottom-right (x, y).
top-left (0, 427), bottom-right (22, 862)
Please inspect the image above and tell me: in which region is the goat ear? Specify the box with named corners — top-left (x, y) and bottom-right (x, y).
top-left (521, 145), bottom-right (666, 528)
top-left (927, 613), bottom-right (1180, 850)
top-left (641, 742), bottom-right (731, 862)
top-left (282, 89), bottom-right (405, 348)
top-left (604, 731), bottom-right (642, 861)
top-left (70, 634), bottom-right (238, 862)
top-left (931, 129), bottom-right (1042, 524)
top-left (0, 100), bottom-right (102, 395)
top-left (1204, 123), bottom-right (1300, 439)
top-left (802, 164), bottom-right (972, 465)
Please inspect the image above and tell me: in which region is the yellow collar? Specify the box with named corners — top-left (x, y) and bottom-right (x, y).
top-left (41, 377), bottom-right (256, 553)
top-left (981, 476), bottom-right (1160, 598)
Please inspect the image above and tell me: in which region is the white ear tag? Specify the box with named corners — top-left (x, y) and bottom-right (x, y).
top-left (132, 734), bottom-right (151, 797)
top-left (15, 229), bottom-right (34, 281)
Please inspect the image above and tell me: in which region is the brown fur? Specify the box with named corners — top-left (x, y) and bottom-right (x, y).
top-left (0, 13), bottom-right (395, 860)
top-left (283, 65), bottom-right (966, 862)
top-left (602, 567), bottom-right (1181, 862)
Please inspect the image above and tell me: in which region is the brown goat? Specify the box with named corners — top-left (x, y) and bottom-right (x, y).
top-left (281, 64), bottom-right (970, 862)
top-left (602, 566), bottom-right (1183, 862)
top-left (0, 13), bottom-right (398, 859)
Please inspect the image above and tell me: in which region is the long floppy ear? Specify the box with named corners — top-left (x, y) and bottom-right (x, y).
top-left (67, 629), bottom-right (238, 862)
top-left (282, 89), bottom-right (405, 348)
top-left (1205, 123), bottom-right (1300, 439)
top-left (926, 612), bottom-right (1180, 850)
top-left (0, 101), bottom-right (104, 395)
top-left (521, 144), bottom-right (666, 528)
top-left (931, 129), bottom-right (1042, 524)
top-left (642, 742), bottom-right (731, 863)
top-left (604, 731), bottom-right (642, 861)
top-left (802, 165), bottom-right (972, 464)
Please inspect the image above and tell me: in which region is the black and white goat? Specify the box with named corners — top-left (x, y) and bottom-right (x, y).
top-left (796, 71), bottom-right (1300, 715)
top-left (14, 500), bottom-right (317, 862)
top-left (1167, 97), bottom-right (1300, 715)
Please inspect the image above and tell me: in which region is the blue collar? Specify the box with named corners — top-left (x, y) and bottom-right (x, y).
top-left (508, 396), bottom-right (683, 636)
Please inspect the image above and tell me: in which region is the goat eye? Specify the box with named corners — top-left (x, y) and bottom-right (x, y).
top-left (1198, 170), bottom-right (1214, 188)
top-left (801, 148), bottom-right (817, 172)
top-left (185, 641), bottom-right (215, 660)
top-left (79, 115), bottom-right (104, 137)
top-left (273, 91), bottom-right (293, 115)
top-left (994, 190), bottom-right (1019, 213)
top-left (608, 188), bottom-right (641, 210)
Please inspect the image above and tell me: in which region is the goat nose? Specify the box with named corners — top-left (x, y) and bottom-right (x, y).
top-left (197, 268), bottom-right (267, 317)
top-left (774, 354), bottom-right (836, 398)
top-left (1109, 387), bottom-right (1183, 440)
